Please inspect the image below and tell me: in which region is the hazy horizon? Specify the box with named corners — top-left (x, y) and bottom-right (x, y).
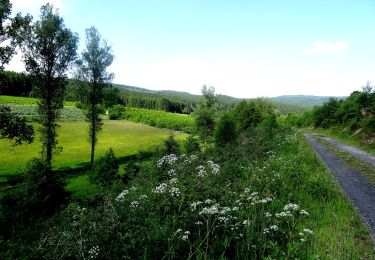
top-left (6, 0), bottom-right (375, 98)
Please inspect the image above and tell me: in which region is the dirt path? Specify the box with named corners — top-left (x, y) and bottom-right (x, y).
top-left (304, 133), bottom-right (375, 241)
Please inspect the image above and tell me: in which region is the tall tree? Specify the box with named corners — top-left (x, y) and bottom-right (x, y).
top-left (0, 0), bottom-right (33, 144)
top-left (0, 0), bottom-right (32, 69)
top-left (76, 26), bottom-right (114, 168)
top-left (23, 4), bottom-right (78, 168)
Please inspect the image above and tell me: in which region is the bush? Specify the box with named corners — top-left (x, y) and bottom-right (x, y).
top-left (23, 158), bottom-right (67, 215)
top-left (109, 104), bottom-right (125, 120)
top-left (163, 132), bottom-right (180, 155)
top-left (91, 148), bottom-right (119, 186)
top-left (184, 135), bottom-right (200, 153)
top-left (215, 112), bottom-right (238, 147)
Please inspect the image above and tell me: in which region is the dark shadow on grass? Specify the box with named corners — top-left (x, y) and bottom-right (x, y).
top-left (1, 151), bottom-right (155, 190)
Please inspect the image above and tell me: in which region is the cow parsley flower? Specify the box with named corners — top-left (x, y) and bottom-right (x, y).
top-left (116, 190), bottom-right (129, 202)
top-left (154, 183), bottom-right (167, 193)
top-left (169, 187), bottom-right (180, 197)
top-left (284, 203), bottom-right (299, 211)
top-left (88, 246), bottom-right (99, 259)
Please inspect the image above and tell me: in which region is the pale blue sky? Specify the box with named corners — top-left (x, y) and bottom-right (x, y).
top-left (7, 0), bottom-right (375, 98)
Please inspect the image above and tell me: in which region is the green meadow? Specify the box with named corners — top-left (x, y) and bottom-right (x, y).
top-left (0, 119), bottom-right (187, 177)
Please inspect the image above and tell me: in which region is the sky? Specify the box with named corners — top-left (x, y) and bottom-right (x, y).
top-left (6, 0), bottom-right (375, 98)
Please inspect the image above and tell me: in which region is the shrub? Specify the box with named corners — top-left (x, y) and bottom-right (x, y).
top-left (109, 104), bottom-right (125, 120)
top-left (23, 158), bottom-right (67, 215)
top-left (91, 148), bottom-right (119, 186)
top-left (215, 112), bottom-right (238, 147)
top-left (184, 135), bottom-right (200, 153)
top-left (163, 132), bottom-right (180, 155)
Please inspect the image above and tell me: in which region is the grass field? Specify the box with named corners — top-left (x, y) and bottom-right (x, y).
top-left (0, 119), bottom-right (187, 179)
top-left (0, 95), bottom-right (76, 106)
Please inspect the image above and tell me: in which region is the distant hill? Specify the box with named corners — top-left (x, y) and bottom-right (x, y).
top-left (113, 84), bottom-right (345, 114)
top-left (271, 95), bottom-right (346, 108)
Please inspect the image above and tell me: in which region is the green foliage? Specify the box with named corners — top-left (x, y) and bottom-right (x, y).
top-left (90, 148), bottom-right (119, 187)
top-left (76, 26), bottom-right (113, 167)
top-left (195, 107), bottom-right (216, 137)
top-left (23, 4), bottom-right (78, 167)
top-left (234, 100), bottom-right (263, 131)
top-left (215, 112), bottom-right (238, 146)
top-left (123, 107), bottom-right (195, 133)
top-left (184, 135), bottom-right (200, 154)
top-left (0, 120), bottom-right (187, 176)
top-left (0, 71), bottom-right (33, 96)
top-left (23, 158), bottom-right (67, 214)
top-left (0, 0), bottom-right (32, 70)
top-left (163, 132), bottom-right (180, 155)
top-left (201, 85), bottom-right (216, 109)
top-left (108, 104), bottom-right (125, 120)
top-left (19, 127), bottom-right (373, 259)
top-left (4, 104), bottom-right (85, 121)
top-left (0, 106), bottom-right (34, 144)
top-left (0, 95), bottom-right (76, 106)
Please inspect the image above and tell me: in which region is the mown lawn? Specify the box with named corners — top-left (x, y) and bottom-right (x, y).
top-left (0, 119), bottom-right (187, 178)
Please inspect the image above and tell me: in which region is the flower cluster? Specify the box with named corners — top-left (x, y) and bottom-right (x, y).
top-left (153, 183), bottom-right (168, 193)
top-left (175, 229), bottom-right (190, 241)
top-left (169, 187), bottom-right (180, 197)
top-left (157, 154), bottom-right (178, 168)
top-left (207, 160), bottom-right (220, 175)
top-left (116, 189), bottom-right (129, 202)
top-left (88, 246), bottom-right (99, 259)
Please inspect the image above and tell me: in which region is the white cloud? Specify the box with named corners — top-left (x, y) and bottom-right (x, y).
top-left (300, 41), bottom-right (348, 54)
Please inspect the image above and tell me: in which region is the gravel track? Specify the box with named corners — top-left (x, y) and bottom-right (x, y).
top-left (304, 133), bottom-right (375, 241)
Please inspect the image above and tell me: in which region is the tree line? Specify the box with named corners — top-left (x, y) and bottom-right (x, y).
top-left (284, 82), bottom-right (375, 142)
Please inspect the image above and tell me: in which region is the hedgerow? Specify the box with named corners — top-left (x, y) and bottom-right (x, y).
top-left (122, 107), bottom-right (195, 133)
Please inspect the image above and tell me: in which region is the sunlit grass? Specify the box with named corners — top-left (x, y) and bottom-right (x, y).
top-left (0, 119), bottom-right (187, 177)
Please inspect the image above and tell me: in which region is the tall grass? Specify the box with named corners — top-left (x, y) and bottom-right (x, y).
top-left (26, 129), bottom-right (374, 259)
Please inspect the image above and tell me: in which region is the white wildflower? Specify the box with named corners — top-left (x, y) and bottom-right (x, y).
top-left (199, 204), bottom-right (219, 215)
top-left (115, 190), bottom-right (129, 202)
top-left (195, 221), bottom-right (203, 226)
top-left (218, 216), bottom-right (229, 223)
top-left (300, 238), bottom-right (306, 242)
top-left (88, 245), bottom-right (99, 259)
top-left (169, 187), bottom-right (180, 197)
top-left (269, 225), bottom-right (278, 231)
top-left (130, 201), bottom-right (139, 208)
top-left (139, 194), bottom-right (148, 200)
top-left (284, 203), bottom-right (299, 211)
top-left (205, 199), bottom-right (214, 204)
top-left (300, 210), bottom-right (309, 216)
top-left (265, 212), bottom-right (272, 217)
top-left (263, 228), bottom-right (270, 234)
top-left (303, 228), bottom-right (314, 234)
top-left (190, 201), bottom-right (203, 211)
top-left (157, 154), bottom-right (178, 167)
top-left (167, 169), bottom-right (176, 177)
top-left (242, 220), bottom-right (250, 225)
top-left (299, 232), bottom-right (304, 236)
top-left (169, 178), bottom-right (179, 184)
top-left (244, 187), bottom-right (251, 193)
top-left (153, 183), bottom-right (167, 193)
top-left (130, 186), bottom-right (137, 192)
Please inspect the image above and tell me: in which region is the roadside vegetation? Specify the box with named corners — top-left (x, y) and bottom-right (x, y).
top-left (0, 1), bottom-right (374, 258)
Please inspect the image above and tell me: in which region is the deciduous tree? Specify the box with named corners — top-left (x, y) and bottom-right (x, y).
top-left (76, 26), bottom-right (114, 168)
top-left (23, 4), bottom-right (78, 167)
